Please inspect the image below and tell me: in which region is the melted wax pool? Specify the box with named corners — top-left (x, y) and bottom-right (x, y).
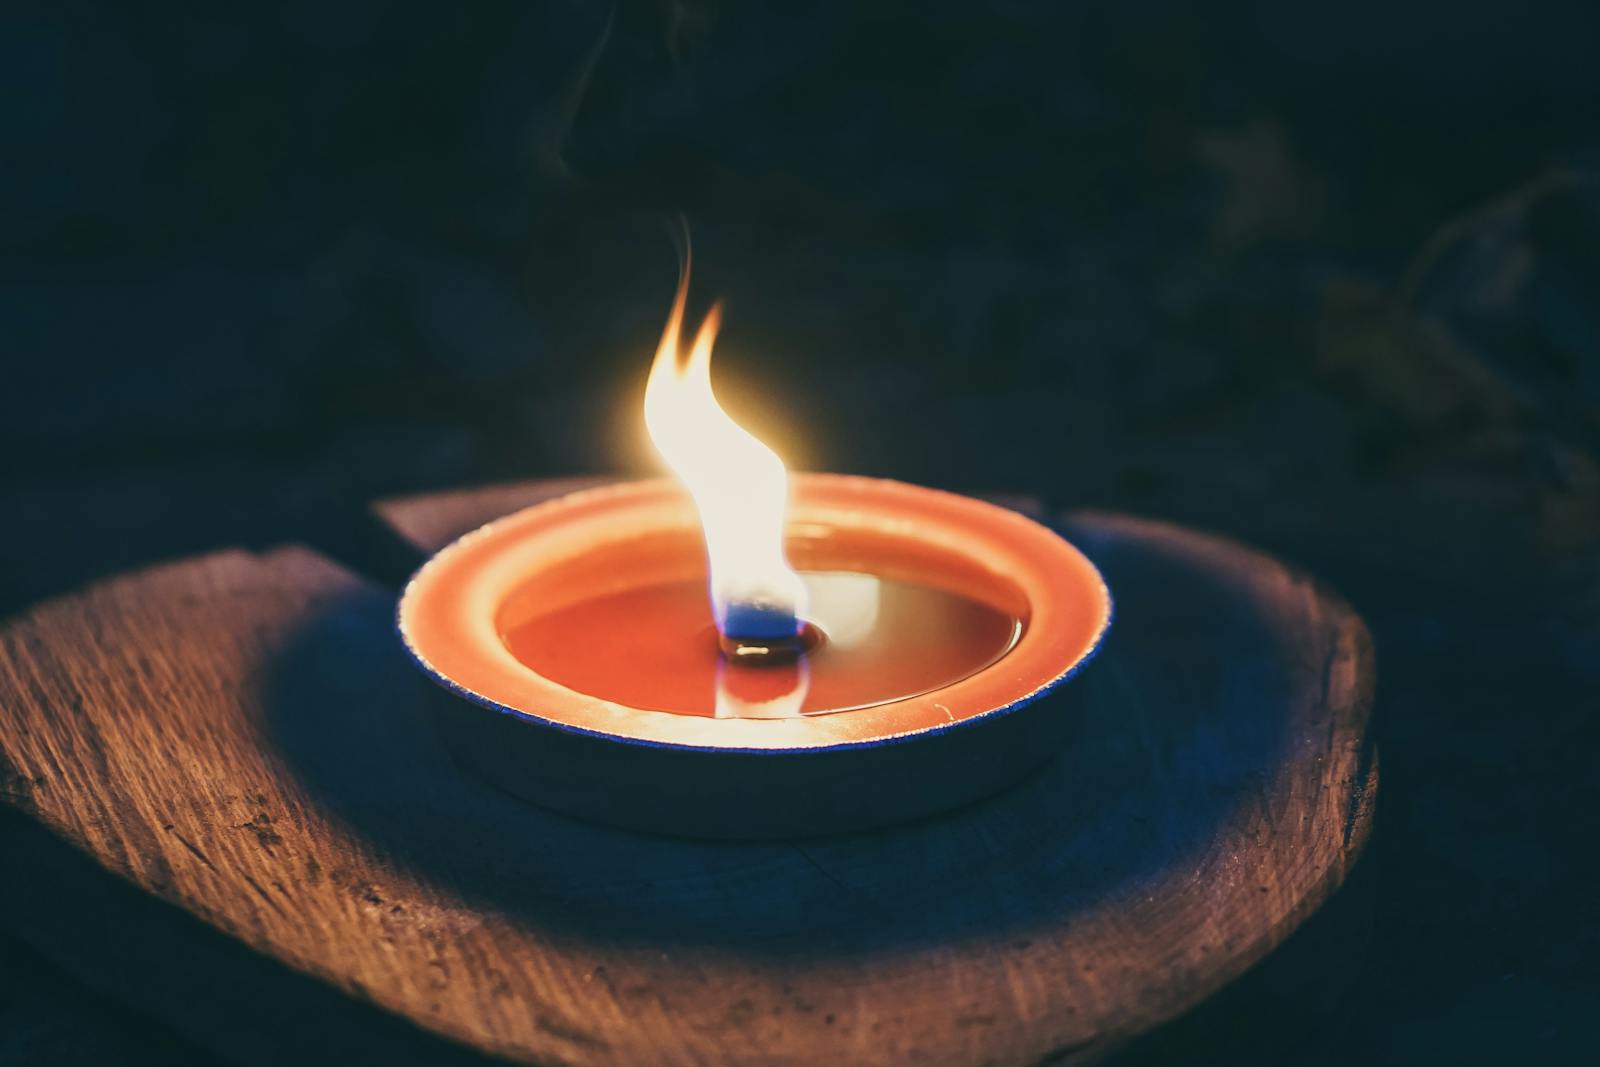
top-left (500, 571), bottom-right (1024, 718)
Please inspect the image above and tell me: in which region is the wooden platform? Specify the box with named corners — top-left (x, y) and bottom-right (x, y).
top-left (0, 480), bottom-right (1376, 1066)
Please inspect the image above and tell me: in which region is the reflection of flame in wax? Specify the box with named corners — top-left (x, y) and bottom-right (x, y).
top-left (800, 571), bottom-right (880, 650)
top-left (715, 657), bottom-right (810, 719)
top-left (643, 263), bottom-right (806, 640)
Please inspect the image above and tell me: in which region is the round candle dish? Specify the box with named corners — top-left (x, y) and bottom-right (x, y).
top-left (398, 474), bottom-right (1111, 838)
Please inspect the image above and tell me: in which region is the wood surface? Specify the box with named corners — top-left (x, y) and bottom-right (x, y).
top-left (374, 476), bottom-right (616, 558)
top-left (0, 479), bottom-right (1376, 1066)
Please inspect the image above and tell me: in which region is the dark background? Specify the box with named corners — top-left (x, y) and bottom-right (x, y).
top-left (3, 2), bottom-right (1597, 1063)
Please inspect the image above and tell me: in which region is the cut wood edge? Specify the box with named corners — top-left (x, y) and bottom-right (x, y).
top-left (0, 546), bottom-right (499, 1067)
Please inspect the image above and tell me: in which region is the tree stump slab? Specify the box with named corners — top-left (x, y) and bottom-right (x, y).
top-left (0, 480), bottom-right (1376, 1066)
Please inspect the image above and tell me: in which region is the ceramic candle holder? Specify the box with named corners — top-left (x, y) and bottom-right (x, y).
top-left (398, 474), bottom-right (1111, 838)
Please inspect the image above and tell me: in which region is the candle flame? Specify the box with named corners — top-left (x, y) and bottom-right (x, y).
top-left (644, 269), bottom-right (806, 639)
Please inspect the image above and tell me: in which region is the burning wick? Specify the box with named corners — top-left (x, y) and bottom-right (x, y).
top-left (716, 620), bottom-right (826, 665)
top-left (644, 264), bottom-right (810, 662)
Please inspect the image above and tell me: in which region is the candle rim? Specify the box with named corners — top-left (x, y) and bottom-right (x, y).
top-left (398, 474), bottom-right (1113, 753)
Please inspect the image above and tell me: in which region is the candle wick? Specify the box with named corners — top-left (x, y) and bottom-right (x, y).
top-left (717, 622), bottom-right (824, 667)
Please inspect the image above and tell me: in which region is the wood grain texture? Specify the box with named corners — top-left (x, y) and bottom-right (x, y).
top-left (0, 481), bottom-right (1376, 1066)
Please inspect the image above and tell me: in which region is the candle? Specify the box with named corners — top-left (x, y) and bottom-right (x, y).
top-left (399, 272), bottom-right (1111, 837)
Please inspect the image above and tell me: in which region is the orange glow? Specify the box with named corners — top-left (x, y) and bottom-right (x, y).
top-left (643, 267), bottom-right (806, 639)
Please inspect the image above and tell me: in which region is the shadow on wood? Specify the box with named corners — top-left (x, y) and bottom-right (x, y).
top-left (262, 514), bottom-right (1309, 957)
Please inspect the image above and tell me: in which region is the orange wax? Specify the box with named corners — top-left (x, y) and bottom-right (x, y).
top-left (500, 571), bottom-right (1022, 718)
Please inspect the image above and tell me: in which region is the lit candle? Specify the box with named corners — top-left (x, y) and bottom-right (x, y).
top-left (641, 273), bottom-right (808, 654)
top-left (399, 271), bottom-right (1112, 837)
